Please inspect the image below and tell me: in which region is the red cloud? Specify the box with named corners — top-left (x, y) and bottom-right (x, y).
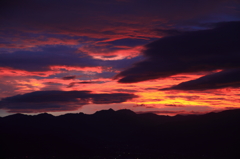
top-left (0, 67), bottom-right (58, 77)
top-left (49, 65), bottom-right (107, 73)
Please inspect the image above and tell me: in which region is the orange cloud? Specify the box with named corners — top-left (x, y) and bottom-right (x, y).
top-left (49, 65), bottom-right (108, 73)
top-left (0, 67), bottom-right (59, 77)
top-left (87, 46), bottom-right (144, 60)
top-left (1, 66), bottom-right (240, 116)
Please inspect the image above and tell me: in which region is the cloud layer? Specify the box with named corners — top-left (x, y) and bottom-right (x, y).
top-left (116, 21), bottom-right (240, 90)
top-left (0, 90), bottom-right (137, 113)
top-left (0, 46), bottom-right (100, 71)
top-left (162, 69), bottom-right (240, 90)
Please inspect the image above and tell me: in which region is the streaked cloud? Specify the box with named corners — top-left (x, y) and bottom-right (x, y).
top-left (162, 69), bottom-right (240, 90)
top-left (0, 90), bottom-right (137, 113)
top-left (116, 21), bottom-right (240, 84)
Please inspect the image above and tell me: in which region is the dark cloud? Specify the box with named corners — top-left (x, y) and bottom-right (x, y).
top-left (151, 29), bottom-right (184, 37)
top-left (116, 21), bottom-right (240, 83)
top-left (67, 81), bottom-right (101, 88)
top-left (0, 45), bottom-right (100, 71)
top-left (1, 0), bottom-right (238, 38)
top-left (162, 69), bottom-right (240, 90)
top-left (133, 104), bottom-right (146, 107)
top-left (164, 104), bottom-right (184, 107)
top-left (170, 76), bottom-right (190, 81)
top-left (144, 87), bottom-right (159, 90)
top-left (0, 45), bottom-right (145, 78)
top-left (113, 89), bottom-right (137, 93)
top-left (166, 95), bottom-right (200, 100)
top-left (62, 75), bottom-right (77, 80)
top-left (0, 90), bottom-right (137, 113)
top-left (106, 38), bottom-right (152, 47)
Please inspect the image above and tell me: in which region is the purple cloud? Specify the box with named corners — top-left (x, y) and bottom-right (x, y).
top-left (162, 69), bottom-right (240, 90)
top-left (116, 21), bottom-right (240, 84)
top-left (0, 90), bottom-right (137, 113)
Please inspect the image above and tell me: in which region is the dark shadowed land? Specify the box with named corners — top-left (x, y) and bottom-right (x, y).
top-left (1, 109), bottom-right (240, 159)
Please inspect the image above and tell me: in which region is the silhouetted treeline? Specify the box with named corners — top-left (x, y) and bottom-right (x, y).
top-left (1, 109), bottom-right (240, 159)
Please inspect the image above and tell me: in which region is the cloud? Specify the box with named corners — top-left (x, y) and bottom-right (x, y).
top-left (1, 0), bottom-right (238, 48)
top-left (162, 69), bottom-right (240, 90)
top-left (67, 81), bottom-right (101, 88)
top-left (0, 90), bottom-right (137, 113)
top-left (166, 95), bottom-right (200, 100)
top-left (105, 38), bottom-right (152, 47)
top-left (62, 75), bottom-right (77, 80)
top-left (1, 0), bottom-right (239, 63)
top-left (0, 44), bottom-right (145, 78)
top-left (0, 67), bottom-right (56, 77)
top-left (151, 28), bottom-right (184, 37)
top-left (0, 45), bottom-right (102, 72)
top-left (116, 21), bottom-right (240, 83)
top-left (113, 89), bottom-right (138, 93)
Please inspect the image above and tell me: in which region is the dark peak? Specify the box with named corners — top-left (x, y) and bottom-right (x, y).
top-left (204, 108), bottom-right (240, 118)
top-left (57, 112), bottom-right (86, 119)
top-left (5, 113), bottom-right (28, 118)
top-left (221, 108), bottom-right (240, 114)
top-left (94, 108), bottom-right (115, 115)
top-left (3, 113), bottom-right (30, 122)
top-left (174, 113), bottom-right (199, 117)
top-left (35, 113), bottom-right (54, 118)
top-left (93, 109), bottom-right (138, 117)
top-left (60, 112), bottom-right (85, 116)
top-left (116, 109), bottom-right (136, 115)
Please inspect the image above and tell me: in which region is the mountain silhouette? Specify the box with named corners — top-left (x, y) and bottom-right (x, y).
top-left (1, 109), bottom-right (240, 159)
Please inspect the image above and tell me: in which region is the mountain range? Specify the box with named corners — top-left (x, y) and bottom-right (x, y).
top-left (1, 108), bottom-right (240, 158)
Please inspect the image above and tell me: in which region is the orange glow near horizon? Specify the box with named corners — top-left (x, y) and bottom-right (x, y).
top-left (1, 68), bottom-right (240, 115)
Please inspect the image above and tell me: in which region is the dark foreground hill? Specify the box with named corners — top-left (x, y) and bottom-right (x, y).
top-left (1, 109), bottom-right (240, 159)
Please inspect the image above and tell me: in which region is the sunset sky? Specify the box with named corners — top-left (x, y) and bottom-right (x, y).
top-left (0, 0), bottom-right (240, 117)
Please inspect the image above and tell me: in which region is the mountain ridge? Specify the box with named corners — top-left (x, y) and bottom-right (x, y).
top-left (1, 108), bottom-right (240, 158)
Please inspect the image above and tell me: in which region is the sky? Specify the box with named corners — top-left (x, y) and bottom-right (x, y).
top-left (0, 0), bottom-right (240, 117)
